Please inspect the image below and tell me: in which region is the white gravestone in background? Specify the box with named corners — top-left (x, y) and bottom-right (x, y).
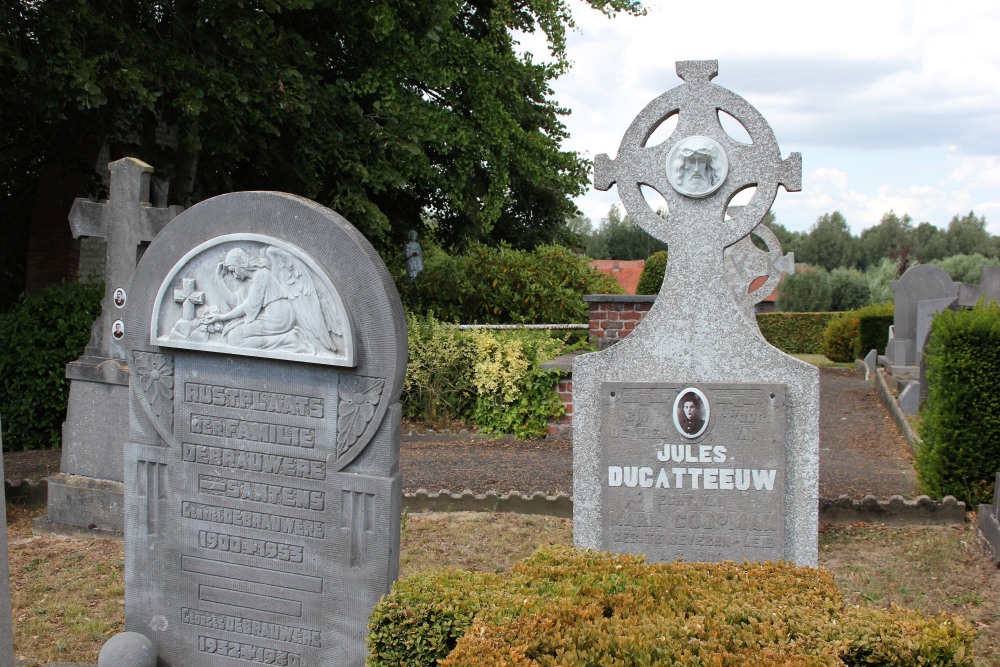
top-left (574, 60), bottom-right (819, 566)
top-left (119, 192), bottom-right (406, 666)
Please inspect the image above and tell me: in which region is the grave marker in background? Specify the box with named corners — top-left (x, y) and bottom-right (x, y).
top-left (573, 60), bottom-right (819, 565)
top-left (118, 192), bottom-right (405, 665)
top-left (36, 158), bottom-right (181, 536)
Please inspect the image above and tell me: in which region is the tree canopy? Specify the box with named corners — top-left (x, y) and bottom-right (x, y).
top-left (1, 0), bottom-right (643, 261)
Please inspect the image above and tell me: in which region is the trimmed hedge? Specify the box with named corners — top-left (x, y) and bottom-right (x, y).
top-left (855, 303), bottom-right (894, 358)
top-left (368, 546), bottom-right (975, 667)
top-left (0, 281), bottom-right (103, 451)
top-left (820, 303), bottom-right (894, 363)
top-left (916, 301), bottom-right (1000, 505)
top-left (756, 312), bottom-right (838, 355)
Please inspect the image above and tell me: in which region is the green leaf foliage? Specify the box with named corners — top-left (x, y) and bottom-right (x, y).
top-left (777, 268), bottom-right (832, 312)
top-left (402, 315), bottom-right (575, 437)
top-left (0, 281), bottom-right (103, 451)
top-left (3, 0), bottom-right (643, 255)
top-left (756, 312), bottom-right (837, 355)
top-left (821, 313), bottom-right (859, 363)
top-left (916, 301), bottom-right (1000, 505)
top-left (828, 267), bottom-right (870, 311)
top-left (400, 243), bottom-right (623, 324)
top-left (854, 302), bottom-right (894, 358)
top-left (635, 249), bottom-right (668, 295)
top-left (931, 253), bottom-right (1000, 284)
top-left (369, 546), bottom-right (976, 667)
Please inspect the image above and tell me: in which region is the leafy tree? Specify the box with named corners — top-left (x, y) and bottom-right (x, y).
top-left (865, 257), bottom-right (900, 305)
top-left (776, 267), bottom-right (831, 312)
top-left (858, 211), bottom-right (912, 269)
top-left (944, 211), bottom-right (993, 258)
top-left (796, 211), bottom-right (858, 271)
top-left (911, 222), bottom-right (949, 263)
top-left (828, 267), bottom-right (870, 311)
top-left (2, 0), bottom-right (644, 283)
top-left (586, 204), bottom-right (667, 259)
top-left (931, 253), bottom-right (1000, 284)
top-left (762, 218), bottom-right (804, 256)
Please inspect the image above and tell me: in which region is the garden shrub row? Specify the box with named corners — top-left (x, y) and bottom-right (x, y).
top-left (916, 300), bottom-right (1000, 505)
top-left (756, 312), bottom-right (837, 355)
top-left (368, 546), bottom-right (975, 667)
top-left (400, 243), bottom-right (623, 324)
top-left (821, 302), bottom-right (894, 363)
top-left (0, 281), bottom-right (103, 451)
top-left (403, 314), bottom-right (578, 438)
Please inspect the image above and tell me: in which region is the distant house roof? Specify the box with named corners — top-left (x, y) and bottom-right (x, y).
top-left (589, 259), bottom-right (645, 295)
top-left (748, 275), bottom-right (779, 302)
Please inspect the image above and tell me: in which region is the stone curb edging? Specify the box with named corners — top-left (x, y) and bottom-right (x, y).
top-left (404, 490), bottom-right (967, 524)
top-left (819, 494), bottom-right (965, 525)
top-left (403, 489), bottom-right (573, 518)
top-left (873, 367), bottom-right (922, 456)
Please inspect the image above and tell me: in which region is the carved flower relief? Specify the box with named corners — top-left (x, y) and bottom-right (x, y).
top-left (337, 376), bottom-right (385, 456)
top-left (133, 352), bottom-right (174, 419)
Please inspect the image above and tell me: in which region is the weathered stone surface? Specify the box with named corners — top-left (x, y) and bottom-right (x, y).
top-left (119, 192), bottom-right (405, 666)
top-left (575, 60), bottom-right (818, 566)
top-left (979, 473), bottom-right (1000, 564)
top-left (39, 158), bottom-right (182, 537)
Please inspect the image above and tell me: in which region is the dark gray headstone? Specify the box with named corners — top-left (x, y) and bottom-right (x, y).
top-left (575, 61), bottom-right (818, 566)
top-left (884, 265), bottom-right (958, 376)
top-left (118, 192), bottom-right (405, 666)
top-left (37, 158), bottom-right (182, 537)
top-left (978, 473), bottom-right (1000, 564)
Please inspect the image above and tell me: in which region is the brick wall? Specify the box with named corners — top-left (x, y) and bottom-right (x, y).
top-left (584, 294), bottom-right (656, 349)
top-left (545, 295), bottom-right (657, 437)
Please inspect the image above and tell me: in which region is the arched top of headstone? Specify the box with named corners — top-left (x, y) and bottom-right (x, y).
top-left (892, 264), bottom-right (958, 299)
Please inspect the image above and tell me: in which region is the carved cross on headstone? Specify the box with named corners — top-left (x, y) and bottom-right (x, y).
top-left (173, 278), bottom-right (204, 322)
top-left (69, 158), bottom-right (182, 360)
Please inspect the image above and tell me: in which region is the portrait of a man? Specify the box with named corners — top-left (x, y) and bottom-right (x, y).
top-left (673, 388), bottom-right (709, 438)
top-left (113, 288), bottom-right (126, 308)
top-left (666, 136), bottom-right (728, 198)
top-left (112, 319), bottom-right (125, 339)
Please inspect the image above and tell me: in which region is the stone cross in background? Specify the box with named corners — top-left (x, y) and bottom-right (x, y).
top-left (69, 157), bottom-right (182, 360)
top-left (574, 60), bottom-right (819, 566)
top-left (34, 158), bottom-right (182, 538)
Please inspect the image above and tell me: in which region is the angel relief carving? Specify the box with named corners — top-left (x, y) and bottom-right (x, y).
top-left (153, 237), bottom-right (355, 366)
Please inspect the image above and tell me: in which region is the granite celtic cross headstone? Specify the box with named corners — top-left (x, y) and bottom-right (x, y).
top-left (116, 192), bottom-right (405, 666)
top-left (37, 158), bottom-right (183, 537)
top-left (574, 60), bottom-right (819, 565)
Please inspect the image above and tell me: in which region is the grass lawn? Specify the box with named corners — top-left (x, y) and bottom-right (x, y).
top-left (7, 505), bottom-right (998, 665)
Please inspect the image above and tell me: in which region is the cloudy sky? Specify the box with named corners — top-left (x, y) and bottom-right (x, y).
top-left (529, 0), bottom-right (1000, 235)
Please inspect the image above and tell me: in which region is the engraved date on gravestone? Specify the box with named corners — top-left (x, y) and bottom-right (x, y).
top-left (171, 356), bottom-right (339, 658)
top-left (600, 383), bottom-right (786, 562)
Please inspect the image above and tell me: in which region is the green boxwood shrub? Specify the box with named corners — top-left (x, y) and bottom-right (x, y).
top-left (635, 250), bottom-right (667, 295)
top-left (916, 301), bottom-right (1000, 505)
top-left (822, 313), bottom-right (859, 362)
top-left (756, 312), bottom-right (837, 355)
top-left (368, 546), bottom-right (975, 667)
top-left (855, 302), bottom-right (894, 358)
top-left (402, 314), bottom-right (573, 438)
top-left (0, 281), bottom-right (103, 451)
top-left (400, 243), bottom-right (623, 324)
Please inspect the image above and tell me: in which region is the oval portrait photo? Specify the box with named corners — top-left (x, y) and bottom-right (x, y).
top-left (673, 387), bottom-right (709, 439)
